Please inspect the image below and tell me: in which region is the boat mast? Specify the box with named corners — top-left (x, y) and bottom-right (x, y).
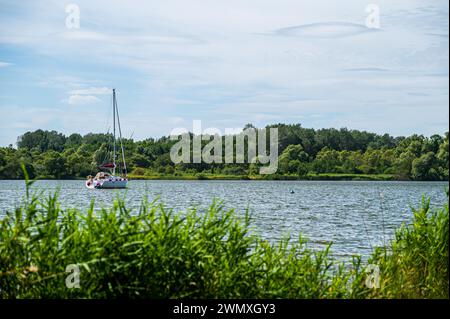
top-left (115, 92), bottom-right (128, 177)
top-left (112, 89), bottom-right (116, 176)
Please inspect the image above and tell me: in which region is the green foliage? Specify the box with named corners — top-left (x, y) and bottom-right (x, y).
top-left (314, 147), bottom-right (341, 173)
top-left (17, 129), bottom-right (66, 152)
top-left (368, 193), bottom-right (449, 298)
top-left (42, 151), bottom-right (66, 179)
top-left (1, 126), bottom-right (448, 180)
top-left (66, 152), bottom-right (92, 178)
top-left (0, 177), bottom-right (448, 298)
top-left (279, 144), bottom-right (309, 174)
top-left (411, 152), bottom-right (440, 180)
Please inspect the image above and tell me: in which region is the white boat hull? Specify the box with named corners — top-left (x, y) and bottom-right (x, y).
top-left (86, 177), bottom-right (128, 189)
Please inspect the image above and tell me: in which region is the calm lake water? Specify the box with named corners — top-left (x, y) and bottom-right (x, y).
top-left (0, 180), bottom-right (448, 260)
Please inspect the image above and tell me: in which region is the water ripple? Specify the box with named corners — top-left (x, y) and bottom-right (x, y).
top-left (0, 180), bottom-right (447, 260)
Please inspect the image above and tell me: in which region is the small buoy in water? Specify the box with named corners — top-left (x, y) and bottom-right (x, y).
top-left (290, 190), bottom-right (295, 194)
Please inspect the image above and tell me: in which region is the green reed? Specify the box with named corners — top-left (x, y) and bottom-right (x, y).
top-left (367, 191), bottom-right (449, 298)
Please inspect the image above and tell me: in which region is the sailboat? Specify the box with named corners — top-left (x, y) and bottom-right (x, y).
top-left (86, 89), bottom-right (128, 189)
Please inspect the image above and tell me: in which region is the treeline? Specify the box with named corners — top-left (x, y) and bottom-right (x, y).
top-left (0, 124), bottom-right (448, 180)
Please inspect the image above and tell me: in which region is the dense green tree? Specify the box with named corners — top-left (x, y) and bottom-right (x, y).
top-left (18, 130), bottom-right (66, 152)
top-left (437, 133), bottom-right (449, 166)
top-left (279, 144), bottom-right (309, 174)
top-left (66, 152), bottom-right (92, 178)
top-left (65, 133), bottom-right (83, 148)
top-left (130, 153), bottom-right (151, 168)
top-left (394, 151), bottom-right (416, 179)
top-left (313, 147), bottom-right (341, 173)
top-left (42, 151), bottom-right (67, 179)
top-left (339, 150), bottom-right (361, 174)
top-left (436, 134), bottom-right (449, 180)
top-left (92, 144), bottom-right (110, 167)
top-left (1, 127), bottom-right (447, 181)
top-left (411, 152), bottom-right (439, 181)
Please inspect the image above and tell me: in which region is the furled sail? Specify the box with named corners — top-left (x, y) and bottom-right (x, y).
top-left (99, 163), bottom-right (116, 169)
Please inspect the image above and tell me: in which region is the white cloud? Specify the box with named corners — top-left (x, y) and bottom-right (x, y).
top-left (61, 86), bottom-right (111, 106)
top-left (0, 61), bottom-right (13, 67)
top-left (59, 30), bottom-right (199, 45)
top-left (69, 86), bottom-right (111, 95)
top-left (64, 95), bottom-right (101, 105)
top-left (274, 22), bottom-right (378, 38)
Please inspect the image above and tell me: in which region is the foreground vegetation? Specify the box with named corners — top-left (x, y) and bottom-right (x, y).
top-left (0, 176), bottom-right (448, 298)
top-left (0, 124), bottom-right (448, 181)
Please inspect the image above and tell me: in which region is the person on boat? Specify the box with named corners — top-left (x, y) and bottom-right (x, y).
top-left (86, 175), bottom-right (93, 187)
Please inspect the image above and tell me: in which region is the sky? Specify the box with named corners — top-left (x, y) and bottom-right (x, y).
top-left (0, 0), bottom-right (448, 146)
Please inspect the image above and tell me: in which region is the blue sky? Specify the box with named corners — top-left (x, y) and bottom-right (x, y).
top-left (0, 0), bottom-right (448, 146)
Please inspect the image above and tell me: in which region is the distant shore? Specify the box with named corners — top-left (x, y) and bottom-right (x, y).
top-left (17, 173), bottom-right (401, 181)
top-left (126, 173), bottom-right (414, 181)
top-left (4, 128), bottom-right (448, 182)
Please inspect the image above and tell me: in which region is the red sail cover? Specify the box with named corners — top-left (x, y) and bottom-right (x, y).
top-left (99, 163), bottom-right (116, 169)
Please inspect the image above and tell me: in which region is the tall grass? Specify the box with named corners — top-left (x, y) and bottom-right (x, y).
top-left (0, 173), bottom-right (448, 298)
top-left (368, 193), bottom-right (449, 298)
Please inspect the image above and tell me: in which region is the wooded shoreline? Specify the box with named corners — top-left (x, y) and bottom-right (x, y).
top-left (1, 124), bottom-right (448, 181)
